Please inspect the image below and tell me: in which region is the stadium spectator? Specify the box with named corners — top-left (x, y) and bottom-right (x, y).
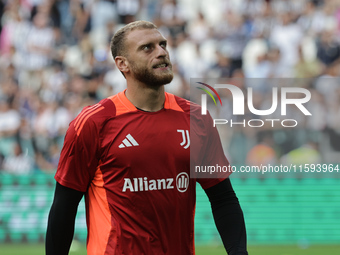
top-left (297, 0), bottom-right (325, 36)
top-left (280, 141), bottom-right (322, 166)
top-left (294, 44), bottom-right (322, 78)
top-left (218, 11), bottom-right (249, 74)
top-left (0, 0), bottom-right (4, 34)
top-left (158, 0), bottom-right (186, 38)
top-left (316, 29), bottom-right (340, 66)
top-left (116, 0), bottom-right (140, 24)
top-left (30, 0), bottom-right (61, 29)
top-left (208, 50), bottom-right (232, 78)
top-left (187, 12), bottom-right (211, 43)
top-left (0, 98), bottom-right (20, 157)
top-left (246, 132), bottom-right (278, 167)
top-left (69, 0), bottom-right (91, 42)
top-left (2, 142), bottom-right (33, 174)
top-left (314, 61), bottom-right (340, 106)
top-left (269, 12), bottom-right (303, 77)
top-left (26, 12), bottom-right (55, 71)
top-left (0, 4), bottom-right (26, 52)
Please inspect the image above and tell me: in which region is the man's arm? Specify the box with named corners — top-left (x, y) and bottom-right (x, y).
top-left (45, 182), bottom-right (84, 255)
top-left (204, 178), bottom-right (248, 255)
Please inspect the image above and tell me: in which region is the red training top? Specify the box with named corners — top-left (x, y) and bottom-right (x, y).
top-left (55, 90), bottom-right (230, 255)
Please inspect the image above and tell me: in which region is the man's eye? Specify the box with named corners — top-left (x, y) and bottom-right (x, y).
top-left (143, 45), bottom-right (150, 50)
top-left (160, 43), bottom-right (167, 48)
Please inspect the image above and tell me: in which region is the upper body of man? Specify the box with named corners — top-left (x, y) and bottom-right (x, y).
top-left (46, 21), bottom-right (248, 255)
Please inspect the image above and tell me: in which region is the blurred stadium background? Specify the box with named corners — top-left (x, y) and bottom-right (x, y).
top-left (0, 0), bottom-right (340, 254)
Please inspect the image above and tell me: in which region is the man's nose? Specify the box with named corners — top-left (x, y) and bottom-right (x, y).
top-left (155, 45), bottom-right (167, 58)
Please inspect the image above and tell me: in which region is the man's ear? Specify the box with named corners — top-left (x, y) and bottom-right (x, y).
top-left (115, 56), bottom-right (129, 74)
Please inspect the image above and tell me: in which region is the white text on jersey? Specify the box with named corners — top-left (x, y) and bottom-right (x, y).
top-left (122, 172), bottom-right (189, 193)
top-left (122, 177), bottom-right (174, 192)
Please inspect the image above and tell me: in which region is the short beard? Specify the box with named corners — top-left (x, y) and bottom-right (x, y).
top-left (130, 60), bottom-right (173, 87)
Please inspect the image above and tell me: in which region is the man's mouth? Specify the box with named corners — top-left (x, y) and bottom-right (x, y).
top-left (153, 63), bottom-right (169, 69)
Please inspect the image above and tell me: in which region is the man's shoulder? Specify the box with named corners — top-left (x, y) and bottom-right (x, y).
top-left (166, 93), bottom-right (202, 115)
top-left (79, 97), bottom-right (116, 120)
top-left (169, 94), bottom-right (215, 130)
top-left (76, 90), bottom-right (137, 122)
top-left (71, 97), bottom-right (119, 136)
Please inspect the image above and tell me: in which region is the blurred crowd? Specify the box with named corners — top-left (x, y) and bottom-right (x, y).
top-left (0, 0), bottom-right (340, 174)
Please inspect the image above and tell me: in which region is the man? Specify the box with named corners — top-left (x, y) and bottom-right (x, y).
top-left (46, 21), bottom-right (248, 255)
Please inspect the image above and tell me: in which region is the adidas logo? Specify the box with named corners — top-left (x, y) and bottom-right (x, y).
top-left (118, 134), bottom-right (139, 148)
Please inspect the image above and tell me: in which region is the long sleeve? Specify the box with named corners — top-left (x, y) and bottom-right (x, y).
top-left (204, 178), bottom-right (248, 255)
top-left (45, 182), bottom-right (84, 255)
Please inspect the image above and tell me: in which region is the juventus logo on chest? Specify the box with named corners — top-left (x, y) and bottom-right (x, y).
top-left (177, 129), bottom-right (190, 149)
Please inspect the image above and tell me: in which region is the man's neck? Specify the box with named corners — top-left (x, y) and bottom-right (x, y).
top-left (125, 83), bottom-right (165, 112)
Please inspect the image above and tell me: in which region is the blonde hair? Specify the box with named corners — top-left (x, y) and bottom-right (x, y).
top-left (110, 21), bottom-right (157, 59)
